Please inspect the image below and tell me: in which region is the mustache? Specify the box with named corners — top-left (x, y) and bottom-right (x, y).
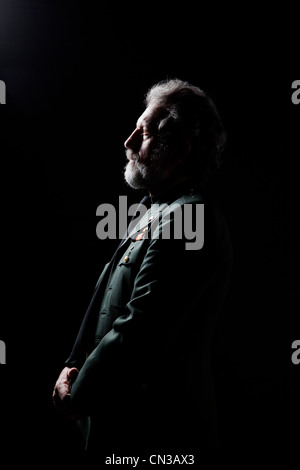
top-left (125, 149), bottom-right (139, 162)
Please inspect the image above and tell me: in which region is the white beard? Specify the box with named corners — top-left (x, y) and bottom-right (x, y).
top-left (124, 159), bottom-right (149, 189)
top-left (124, 147), bottom-right (170, 190)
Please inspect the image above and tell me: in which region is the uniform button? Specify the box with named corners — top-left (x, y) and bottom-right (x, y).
top-left (123, 255), bottom-right (129, 263)
top-left (142, 227), bottom-right (148, 233)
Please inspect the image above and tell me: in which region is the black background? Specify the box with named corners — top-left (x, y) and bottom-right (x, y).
top-left (0, 1), bottom-right (299, 465)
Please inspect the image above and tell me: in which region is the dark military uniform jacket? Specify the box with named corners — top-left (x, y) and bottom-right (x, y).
top-left (66, 182), bottom-right (233, 454)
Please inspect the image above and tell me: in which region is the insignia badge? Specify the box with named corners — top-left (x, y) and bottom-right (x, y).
top-left (135, 233), bottom-right (144, 241)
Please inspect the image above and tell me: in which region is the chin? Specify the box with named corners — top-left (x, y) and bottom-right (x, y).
top-left (124, 162), bottom-right (146, 189)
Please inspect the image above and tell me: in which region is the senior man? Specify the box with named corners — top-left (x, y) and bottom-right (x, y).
top-left (53, 78), bottom-right (233, 457)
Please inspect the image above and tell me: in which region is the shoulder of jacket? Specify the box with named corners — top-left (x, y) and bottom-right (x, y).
top-left (173, 191), bottom-right (204, 206)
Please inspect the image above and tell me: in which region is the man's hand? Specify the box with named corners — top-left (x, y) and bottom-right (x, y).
top-left (53, 367), bottom-right (87, 421)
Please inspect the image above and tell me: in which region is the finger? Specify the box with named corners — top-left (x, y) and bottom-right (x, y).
top-left (67, 368), bottom-right (79, 381)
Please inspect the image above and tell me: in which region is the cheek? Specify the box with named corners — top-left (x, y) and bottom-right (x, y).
top-left (138, 142), bottom-right (152, 161)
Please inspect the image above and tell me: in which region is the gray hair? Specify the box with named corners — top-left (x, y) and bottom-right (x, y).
top-left (145, 78), bottom-right (227, 185)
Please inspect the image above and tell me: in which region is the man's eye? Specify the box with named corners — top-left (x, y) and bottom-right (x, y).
top-left (141, 132), bottom-right (150, 139)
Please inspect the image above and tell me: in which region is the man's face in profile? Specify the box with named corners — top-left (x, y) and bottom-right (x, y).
top-left (124, 105), bottom-right (173, 191)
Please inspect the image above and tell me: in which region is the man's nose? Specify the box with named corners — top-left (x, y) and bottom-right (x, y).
top-left (124, 128), bottom-right (142, 151)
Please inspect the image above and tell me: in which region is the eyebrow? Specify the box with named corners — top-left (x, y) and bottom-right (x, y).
top-left (137, 118), bottom-right (159, 134)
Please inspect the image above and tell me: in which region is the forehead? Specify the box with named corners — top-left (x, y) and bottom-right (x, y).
top-left (136, 104), bottom-right (162, 129)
